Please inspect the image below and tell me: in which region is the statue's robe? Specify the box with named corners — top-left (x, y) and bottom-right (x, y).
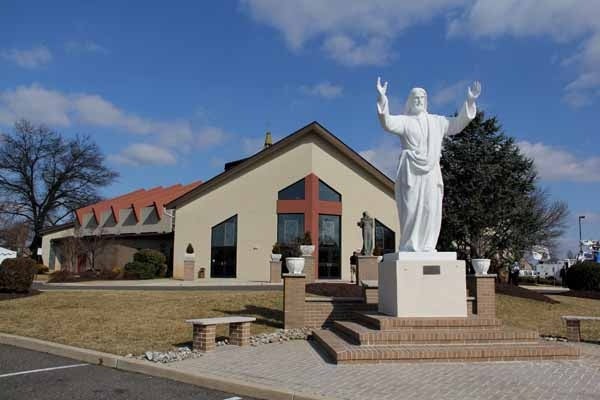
top-left (377, 98), bottom-right (475, 252)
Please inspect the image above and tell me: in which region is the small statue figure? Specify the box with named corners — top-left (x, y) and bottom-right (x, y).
top-left (357, 211), bottom-right (374, 256)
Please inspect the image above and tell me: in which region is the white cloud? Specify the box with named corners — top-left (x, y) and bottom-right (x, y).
top-left (359, 138), bottom-right (401, 178)
top-left (65, 40), bottom-right (109, 55)
top-left (195, 126), bottom-right (229, 149)
top-left (108, 143), bottom-right (177, 167)
top-left (300, 81), bottom-right (344, 99)
top-left (240, 0), bottom-right (466, 66)
top-left (1, 46), bottom-right (52, 68)
top-left (0, 84), bottom-right (70, 126)
top-left (518, 141), bottom-right (600, 182)
top-left (0, 84), bottom-right (228, 151)
top-left (431, 80), bottom-right (469, 107)
top-left (448, 1), bottom-right (600, 106)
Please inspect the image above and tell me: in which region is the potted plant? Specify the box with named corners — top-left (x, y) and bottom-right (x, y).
top-left (271, 242), bottom-right (282, 262)
top-left (285, 243), bottom-right (305, 274)
top-left (185, 243), bottom-right (195, 261)
top-left (299, 231), bottom-right (315, 256)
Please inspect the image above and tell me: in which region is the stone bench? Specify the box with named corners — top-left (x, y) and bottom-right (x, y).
top-left (186, 316), bottom-right (256, 351)
top-left (561, 315), bottom-right (600, 342)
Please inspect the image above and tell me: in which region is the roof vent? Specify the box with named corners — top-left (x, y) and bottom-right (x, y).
top-left (264, 131), bottom-right (273, 149)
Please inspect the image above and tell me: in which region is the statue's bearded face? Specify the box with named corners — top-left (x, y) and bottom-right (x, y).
top-left (406, 88), bottom-right (427, 115)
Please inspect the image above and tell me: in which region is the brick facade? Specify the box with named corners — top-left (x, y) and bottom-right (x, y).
top-left (305, 298), bottom-right (377, 328)
top-left (303, 255), bottom-right (315, 283)
top-left (283, 274), bottom-right (306, 329)
top-left (192, 324), bottom-right (216, 352)
top-left (269, 261), bottom-right (282, 283)
top-left (229, 322), bottom-right (252, 346)
top-left (466, 274), bottom-right (496, 318)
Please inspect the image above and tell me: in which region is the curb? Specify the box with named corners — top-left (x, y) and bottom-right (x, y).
top-left (0, 333), bottom-right (333, 400)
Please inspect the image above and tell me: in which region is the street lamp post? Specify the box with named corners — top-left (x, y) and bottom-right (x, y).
top-left (579, 215), bottom-right (586, 255)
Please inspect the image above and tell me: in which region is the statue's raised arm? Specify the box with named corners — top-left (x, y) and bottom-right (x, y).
top-left (446, 81), bottom-right (481, 137)
top-left (376, 77), bottom-right (406, 136)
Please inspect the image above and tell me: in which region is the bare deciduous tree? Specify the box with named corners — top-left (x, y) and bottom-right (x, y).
top-left (0, 120), bottom-right (118, 257)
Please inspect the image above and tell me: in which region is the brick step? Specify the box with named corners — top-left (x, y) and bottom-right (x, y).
top-left (333, 320), bottom-right (539, 345)
top-left (312, 329), bottom-right (580, 364)
top-left (354, 311), bottom-right (502, 330)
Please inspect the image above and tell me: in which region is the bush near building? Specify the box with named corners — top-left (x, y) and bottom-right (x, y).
top-left (567, 261), bottom-right (600, 291)
top-left (124, 249), bottom-right (167, 279)
top-left (0, 257), bottom-right (37, 292)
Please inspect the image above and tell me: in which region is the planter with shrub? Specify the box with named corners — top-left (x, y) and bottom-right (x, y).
top-left (299, 232), bottom-right (315, 256)
top-left (271, 242), bottom-right (282, 261)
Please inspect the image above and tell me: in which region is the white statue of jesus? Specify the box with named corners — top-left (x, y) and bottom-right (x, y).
top-left (376, 78), bottom-right (481, 252)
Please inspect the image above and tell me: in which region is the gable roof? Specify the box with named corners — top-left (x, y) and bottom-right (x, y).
top-left (75, 180), bottom-right (202, 225)
top-left (166, 121), bottom-right (394, 209)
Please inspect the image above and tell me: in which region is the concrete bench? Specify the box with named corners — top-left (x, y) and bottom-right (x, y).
top-left (561, 315), bottom-right (600, 342)
top-left (186, 316), bottom-right (256, 351)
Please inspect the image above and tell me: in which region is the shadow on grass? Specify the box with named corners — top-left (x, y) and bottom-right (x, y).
top-left (0, 289), bottom-right (41, 302)
top-left (495, 283), bottom-right (559, 304)
top-left (212, 304), bottom-right (283, 329)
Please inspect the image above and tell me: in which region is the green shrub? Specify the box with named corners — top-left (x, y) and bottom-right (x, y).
top-left (567, 261), bottom-right (600, 291)
top-left (99, 267), bottom-right (122, 280)
top-left (0, 257), bottom-right (37, 292)
top-left (133, 249), bottom-right (167, 277)
top-left (36, 264), bottom-right (49, 274)
top-left (124, 261), bottom-right (156, 279)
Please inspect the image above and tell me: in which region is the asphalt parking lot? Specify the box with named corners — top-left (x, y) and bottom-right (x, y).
top-left (0, 344), bottom-right (256, 400)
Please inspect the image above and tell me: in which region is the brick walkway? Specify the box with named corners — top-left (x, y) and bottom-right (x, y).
top-left (167, 340), bottom-right (600, 400)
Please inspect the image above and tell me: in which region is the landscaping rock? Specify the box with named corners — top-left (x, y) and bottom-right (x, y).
top-left (140, 346), bottom-right (202, 363)
top-left (248, 328), bottom-right (311, 347)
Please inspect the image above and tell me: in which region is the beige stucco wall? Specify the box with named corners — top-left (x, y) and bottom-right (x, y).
top-left (41, 226), bottom-right (75, 270)
top-left (173, 138), bottom-right (314, 280)
top-left (310, 136), bottom-right (399, 281)
top-left (172, 133), bottom-right (398, 281)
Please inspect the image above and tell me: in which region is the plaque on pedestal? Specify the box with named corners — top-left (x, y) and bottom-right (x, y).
top-left (378, 252), bottom-right (467, 317)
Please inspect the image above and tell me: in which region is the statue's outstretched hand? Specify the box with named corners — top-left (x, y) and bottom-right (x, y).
top-left (468, 81), bottom-right (481, 102)
top-left (376, 77), bottom-right (388, 98)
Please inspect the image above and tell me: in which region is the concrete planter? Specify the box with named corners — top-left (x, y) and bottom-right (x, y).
top-left (286, 257), bottom-right (305, 274)
top-left (271, 253), bottom-right (282, 262)
top-left (472, 258), bottom-right (491, 275)
top-left (300, 245), bottom-right (315, 256)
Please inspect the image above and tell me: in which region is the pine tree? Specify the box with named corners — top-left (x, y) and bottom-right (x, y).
top-left (439, 112), bottom-right (567, 272)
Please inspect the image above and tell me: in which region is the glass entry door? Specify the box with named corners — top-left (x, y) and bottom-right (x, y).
top-left (211, 215), bottom-right (237, 278)
top-left (318, 214), bottom-right (341, 279)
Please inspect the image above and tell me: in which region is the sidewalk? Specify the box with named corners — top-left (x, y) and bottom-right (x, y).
top-left (519, 285), bottom-right (570, 294)
top-left (166, 339), bottom-right (600, 400)
top-left (34, 278), bottom-right (283, 290)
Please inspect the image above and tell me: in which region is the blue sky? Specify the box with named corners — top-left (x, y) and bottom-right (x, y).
top-left (1, 1), bottom-right (599, 257)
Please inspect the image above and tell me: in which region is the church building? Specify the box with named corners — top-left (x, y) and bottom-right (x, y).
top-left (41, 122), bottom-right (399, 282)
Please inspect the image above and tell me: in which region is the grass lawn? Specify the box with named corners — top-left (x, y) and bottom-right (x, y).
top-left (0, 290), bottom-right (282, 355)
top-left (1, 290), bottom-right (600, 356)
top-left (498, 294), bottom-right (600, 339)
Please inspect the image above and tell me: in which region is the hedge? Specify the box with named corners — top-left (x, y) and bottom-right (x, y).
top-left (567, 261), bottom-right (600, 292)
top-left (124, 261), bottom-right (156, 280)
top-left (0, 257), bottom-right (37, 292)
top-left (133, 249), bottom-right (167, 277)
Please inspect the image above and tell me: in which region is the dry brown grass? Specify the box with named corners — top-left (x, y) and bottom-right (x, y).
top-left (0, 290), bottom-right (282, 355)
top-left (498, 293), bottom-right (600, 339)
top-left (2, 290), bottom-right (600, 356)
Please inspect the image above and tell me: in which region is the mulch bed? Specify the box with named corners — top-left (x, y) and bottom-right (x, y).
top-left (495, 283), bottom-right (559, 304)
top-left (306, 282), bottom-right (363, 298)
top-left (558, 290), bottom-right (600, 301)
top-left (0, 290), bottom-right (41, 302)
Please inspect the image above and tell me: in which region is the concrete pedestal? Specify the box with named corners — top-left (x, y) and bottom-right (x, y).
top-left (183, 256), bottom-right (196, 281)
top-left (357, 256), bottom-right (379, 282)
top-left (378, 252), bottom-right (467, 317)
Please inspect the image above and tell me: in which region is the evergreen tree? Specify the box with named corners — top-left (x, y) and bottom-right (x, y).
top-left (439, 112), bottom-right (567, 272)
